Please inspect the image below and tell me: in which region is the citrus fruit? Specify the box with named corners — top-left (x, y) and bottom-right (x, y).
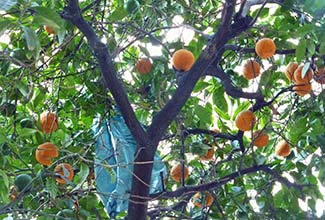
top-left (172, 49), bottom-right (195, 71)
top-left (35, 142), bottom-right (59, 166)
top-left (275, 140), bottom-right (291, 157)
top-left (255, 38), bottom-right (276, 59)
top-left (285, 62), bottom-right (298, 82)
top-left (20, 118), bottom-right (34, 128)
top-left (54, 163), bottom-right (74, 184)
top-left (193, 191), bottom-right (214, 208)
top-left (235, 110), bottom-right (256, 131)
top-left (293, 83), bottom-right (312, 96)
top-left (125, 0), bottom-right (140, 14)
top-left (314, 67), bottom-right (325, 84)
top-left (243, 60), bottom-right (261, 79)
top-left (170, 164), bottom-right (189, 182)
top-left (14, 174), bottom-right (32, 192)
top-left (135, 58), bottom-right (152, 74)
top-left (44, 25), bottom-right (55, 35)
top-left (252, 130), bottom-right (269, 147)
top-left (200, 145), bottom-right (215, 161)
top-left (293, 64), bottom-right (313, 83)
top-left (40, 111), bottom-right (58, 134)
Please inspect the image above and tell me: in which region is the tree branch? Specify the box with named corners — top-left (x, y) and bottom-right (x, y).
top-left (61, 0), bottom-right (148, 146)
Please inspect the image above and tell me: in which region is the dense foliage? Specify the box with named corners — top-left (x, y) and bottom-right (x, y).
top-left (0, 0), bottom-right (325, 219)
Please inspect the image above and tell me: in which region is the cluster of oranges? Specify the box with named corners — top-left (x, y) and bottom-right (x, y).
top-left (235, 109), bottom-right (291, 157)
top-left (36, 112), bottom-right (74, 184)
top-left (242, 38), bottom-right (276, 80)
top-left (135, 48), bottom-right (195, 75)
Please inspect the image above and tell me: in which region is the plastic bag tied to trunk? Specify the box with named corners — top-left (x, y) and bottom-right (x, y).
top-left (92, 115), bottom-right (167, 218)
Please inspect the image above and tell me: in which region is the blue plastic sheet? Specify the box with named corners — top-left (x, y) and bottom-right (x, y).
top-left (92, 115), bottom-right (167, 218)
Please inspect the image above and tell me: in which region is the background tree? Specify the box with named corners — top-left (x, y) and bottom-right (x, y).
top-left (0, 0), bottom-right (325, 219)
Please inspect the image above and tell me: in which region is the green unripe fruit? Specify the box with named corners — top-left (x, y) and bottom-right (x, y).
top-left (14, 174), bottom-right (32, 192)
top-left (125, 0), bottom-right (140, 14)
top-left (20, 118), bottom-right (34, 128)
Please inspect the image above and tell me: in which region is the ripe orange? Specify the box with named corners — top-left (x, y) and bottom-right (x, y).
top-left (235, 110), bottom-right (256, 131)
top-left (172, 49), bottom-right (195, 71)
top-left (200, 145), bottom-right (214, 161)
top-left (314, 67), bottom-right (325, 84)
top-left (243, 60), bottom-right (261, 80)
top-left (135, 58), bottom-right (152, 74)
top-left (170, 164), bottom-right (189, 182)
top-left (252, 130), bottom-right (269, 148)
top-left (40, 111), bottom-right (58, 134)
top-left (255, 38), bottom-right (276, 59)
top-left (35, 142), bottom-right (59, 166)
top-left (193, 191), bottom-right (214, 208)
top-left (285, 62), bottom-right (298, 82)
top-left (293, 83), bottom-right (312, 96)
top-left (44, 25), bottom-right (55, 35)
top-left (275, 140), bottom-right (291, 157)
top-left (54, 163), bottom-right (74, 184)
top-left (293, 65), bottom-right (313, 83)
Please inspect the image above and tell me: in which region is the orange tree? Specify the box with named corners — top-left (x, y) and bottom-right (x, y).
top-left (0, 0), bottom-right (325, 219)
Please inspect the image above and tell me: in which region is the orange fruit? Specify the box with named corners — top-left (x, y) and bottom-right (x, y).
top-left (44, 25), bottom-right (55, 35)
top-left (252, 130), bottom-right (269, 148)
top-left (285, 62), bottom-right (298, 82)
top-left (200, 145), bottom-right (214, 161)
top-left (235, 110), bottom-right (256, 131)
top-left (243, 60), bottom-right (261, 80)
top-left (40, 111), bottom-right (58, 134)
top-left (170, 164), bottom-right (189, 182)
top-left (135, 58), bottom-right (152, 74)
top-left (35, 142), bottom-right (59, 166)
top-left (293, 83), bottom-right (312, 96)
top-left (172, 49), bottom-right (195, 71)
top-left (193, 191), bottom-right (214, 208)
top-left (54, 163), bottom-right (74, 184)
top-left (314, 67), bottom-right (325, 84)
top-left (293, 64), bottom-right (313, 83)
top-left (255, 38), bottom-right (276, 59)
top-left (275, 140), bottom-right (291, 157)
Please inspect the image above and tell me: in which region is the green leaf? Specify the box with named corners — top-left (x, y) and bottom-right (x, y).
top-left (301, 62), bottom-right (310, 78)
top-left (212, 86), bottom-right (228, 113)
top-left (32, 6), bottom-right (65, 29)
top-left (0, 170), bottom-right (9, 189)
top-left (319, 42), bottom-right (325, 55)
top-left (19, 128), bottom-right (38, 137)
top-left (16, 81), bottom-right (29, 97)
top-left (0, 19), bottom-right (12, 36)
top-left (295, 39), bottom-right (306, 61)
top-left (109, 7), bottom-right (128, 21)
top-left (46, 178), bottom-right (58, 199)
top-left (73, 163), bottom-right (89, 190)
top-left (21, 25), bottom-right (41, 59)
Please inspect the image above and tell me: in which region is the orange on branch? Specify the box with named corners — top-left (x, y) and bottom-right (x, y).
top-left (252, 130), bottom-right (269, 148)
top-left (35, 142), bottom-right (59, 166)
top-left (200, 145), bottom-right (215, 161)
top-left (293, 83), bottom-right (312, 96)
top-left (54, 163), bottom-right (74, 184)
top-left (293, 65), bottom-right (313, 83)
top-left (44, 25), bottom-right (56, 35)
top-left (135, 58), bottom-right (152, 74)
top-left (285, 62), bottom-right (298, 82)
top-left (255, 38), bottom-right (276, 59)
top-left (243, 60), bottom-right (261, 80)
top-left (193, 191), bottom-right (214, 208)
top-left (314, 67), bottom-right (325, 84)
top-left (235, 110), bottom-right (256, 131)
top-left (170, 164), bottom-right (189, 182)
top-left (172, 49), bottom-right (195, 71)
top-left (40, 111), bottom-right (58, 134)
top-left (275, 140), bottom-right (291, 157)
